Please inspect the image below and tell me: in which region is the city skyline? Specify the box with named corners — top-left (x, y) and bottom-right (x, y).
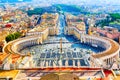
top-left (0, 0), bottom-right (120, 80)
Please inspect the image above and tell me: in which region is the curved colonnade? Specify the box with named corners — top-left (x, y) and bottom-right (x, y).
top-left (81, 34), bottom-right (120, 66)
top-left (3, 32), bottom-right (120, 68)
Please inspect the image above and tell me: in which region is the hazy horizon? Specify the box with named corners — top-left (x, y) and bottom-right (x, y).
top-left (0, 0), bottom-right (120, 5)
top-left (32, 0), bottom-right (120, 5)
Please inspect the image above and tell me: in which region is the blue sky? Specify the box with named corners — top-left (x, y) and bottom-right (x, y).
top-left (32, 0), bottom-right (120, 5)
top-left (1, 0), bottom-right (120, 5)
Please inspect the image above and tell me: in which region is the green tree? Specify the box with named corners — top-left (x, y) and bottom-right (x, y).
top-left (5, 32), bottom-right (21, 42)
top-left (110, 13), bottom-right (120, 21)
top-left (27, 8), bottom-right (43, 16)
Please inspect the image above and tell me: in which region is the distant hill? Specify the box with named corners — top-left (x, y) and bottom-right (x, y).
top-left (0, 0), bottom-right (32, 3)
top-left (26, 4), bottom-right (89, 16)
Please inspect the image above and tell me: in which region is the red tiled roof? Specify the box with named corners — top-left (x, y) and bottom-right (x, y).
top-left (5, 24), bottom-right (12, 28)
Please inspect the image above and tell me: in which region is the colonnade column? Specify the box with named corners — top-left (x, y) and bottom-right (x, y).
top-left (110, 57), bottom-right (112, 63)
top-left (65, 60), bottom-right (68, 67)
top-left (41, 61), bottom-right (44, 68)
top-left (77, 60), bottom-right (80, 68)
top-left (59, 60), bottom-right (62, 67)
top-left (46, 60), bottom-right (48, 67)
top-left (108, 58), bottom-right (110, 65)
top-left (53, 61), bottom-right (56, 67)
top-left (73, 60), bottom-right (75, 67)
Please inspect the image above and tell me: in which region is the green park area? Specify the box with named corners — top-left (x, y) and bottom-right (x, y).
top-left (5, 32), bottom-right (21, 42)
top-left (95, 13), bottom-right (120, 27)
top-left (109, 13), bottom-right (120, 25)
